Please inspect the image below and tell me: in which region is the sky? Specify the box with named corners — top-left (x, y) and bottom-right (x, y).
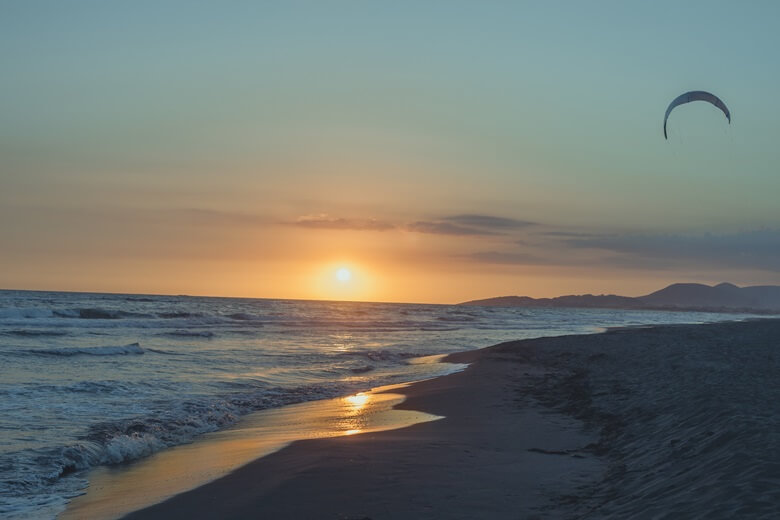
top-left (2, 1), bottom-right (780, 303)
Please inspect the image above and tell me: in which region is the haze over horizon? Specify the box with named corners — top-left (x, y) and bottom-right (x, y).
top-left (3, 1), bottom-right (780, 303)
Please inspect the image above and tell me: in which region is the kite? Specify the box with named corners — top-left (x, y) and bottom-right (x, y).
top-left (664, 91), bottom-right (730, 139)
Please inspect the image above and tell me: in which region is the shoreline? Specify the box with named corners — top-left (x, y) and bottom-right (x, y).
top-left (66, 317), bottom-right (780, 519)
top-left (60, 380), bottom-right (454, 520)
top-left (119, 334), bottom-right (606, 519)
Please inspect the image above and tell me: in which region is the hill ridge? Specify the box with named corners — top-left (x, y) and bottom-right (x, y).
top-left (459, 282), bottom-right (780, 314)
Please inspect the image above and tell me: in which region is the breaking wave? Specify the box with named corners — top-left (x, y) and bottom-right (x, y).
top-left (338, 349), bottom-right (436, 362)
top-left (1, 383), bottom-right (340, 517)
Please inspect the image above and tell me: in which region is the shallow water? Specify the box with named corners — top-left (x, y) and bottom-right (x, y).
top-left (0, 289), bottom-right (759, 518)
top-left (62, 382), bottom-right (442, 520)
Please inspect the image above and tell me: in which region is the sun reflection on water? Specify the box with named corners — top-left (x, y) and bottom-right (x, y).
top-left (340, 392), bottom-right (373, 434)
top-left (345, 392), bottom-right (369, 410)
top-left (62, 385), bottom-right (442, 520)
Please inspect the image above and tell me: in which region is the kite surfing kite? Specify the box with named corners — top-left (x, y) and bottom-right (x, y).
top-left (663, 91), bottom-right (730, 139)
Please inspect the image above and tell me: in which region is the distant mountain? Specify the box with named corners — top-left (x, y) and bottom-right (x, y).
top-left (461, 294), bottom-right (639, 309)
top-left (639, 283), bottom-right (780, 311)
top-left (459, 283), bottom-right (780, 314)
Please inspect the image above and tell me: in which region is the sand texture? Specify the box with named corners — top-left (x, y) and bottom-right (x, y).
top-left (123, 319), bottom-right (780, 519)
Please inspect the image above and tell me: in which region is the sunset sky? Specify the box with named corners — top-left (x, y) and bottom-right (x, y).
top-left (2, 1), bottom-right (780, 303)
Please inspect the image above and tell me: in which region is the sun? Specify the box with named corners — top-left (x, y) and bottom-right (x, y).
top-left (336, 267), bottom-right (352, 282)
top-left (313, 263), bottom-right (371, 301)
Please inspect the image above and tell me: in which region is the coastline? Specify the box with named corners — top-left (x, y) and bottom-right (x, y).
top-left (60, 380), bottom-right (452, 520)
top-left (119, 335), bottom-right (604, 519)
top-left (69, 318), bottom-right (780, 519)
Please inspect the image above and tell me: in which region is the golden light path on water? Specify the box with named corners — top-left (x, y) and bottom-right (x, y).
top-left (62, 383), bottom-right (444, 520)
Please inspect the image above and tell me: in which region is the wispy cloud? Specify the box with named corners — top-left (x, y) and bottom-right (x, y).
top-left (466, 250), bottom-right (546, 265)
top-left (537, 230), bottom-right (603, 239)
top-left (291, 214), bottom-right (395, 231)
top-left (406, 214), bottom-right (534, 236)
top-left (444, 214), bottom-right (535, 230)
top-left (286, 212), bottom-right (533, 237)
top-left (555, 229), bottom-right (780, 272)
top-left (461, 228), bottom-right (780, 274)
top-left (405, 221), bottom-right (499, 236)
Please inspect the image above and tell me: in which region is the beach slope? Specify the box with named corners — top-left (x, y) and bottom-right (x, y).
top-left (124, 319), bottom-right (780, 519)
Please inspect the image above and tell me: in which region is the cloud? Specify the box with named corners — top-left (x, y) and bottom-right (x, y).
top-left (443, 214), bottom-right (536, 230)
top-left (537, 230), bottom-right (602, 239)
top-left (405, 221), bottom-right (498, 236)
top-left (463, 228), bottom-right (780, 273)
top-left (287, 212), bottom-right (533, 237)
top-left (292, 214), bottom-right (395, 231)
top-left (466, 250), bottom-right (546, 264)
top-left (406, 214), bottom-right (534, 236)
top-left (556, 229), bottom-right (780, 272)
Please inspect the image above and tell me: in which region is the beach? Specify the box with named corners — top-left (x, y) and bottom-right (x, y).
top-left (118, 318), bottom-right (780, 519)
top-left (5, 291), bottom-right (746, 518)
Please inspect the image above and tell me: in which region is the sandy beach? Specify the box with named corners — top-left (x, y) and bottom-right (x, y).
top-left (120, 341), bottom-right (600, 520)
top-left (116, 318), bottom-right (780, 519)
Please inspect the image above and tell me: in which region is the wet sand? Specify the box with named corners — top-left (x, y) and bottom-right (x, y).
top-left (62, 383), bottom-right (446, 520)
top-left (123, 318), bottom-right (780, 519)
top-left (121, 343), bottom-right (602, 519)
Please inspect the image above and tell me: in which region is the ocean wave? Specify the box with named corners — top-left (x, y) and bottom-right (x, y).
top-left (1, 329), bottom-right (68, 337)
top-left (268, 319), bottom-right (451, 332)
top-left (26, 343), bottom-right (146, 357)
top-left (0, 306), bottom-right (214, 325)
top-left (0, 383), bottom-right (340, 514)
top-left (53, 308), bottom-right (154, 320)
top-left (338, 350), bottom-right (435, 362)
top-left (144, 347), bottom-right (181, 355)
top-left (0, 308), bottom-right (54, 319)
top-left (226, 312), bottom-right (263, 321)
top-left (69, 380), bottom-right (139, 394)
top-left (436, 315), bottom-right (477, 322)
top-left (157, 312), bottom-right (204, 319)
top-left (0, 380), bottom-right (139, 397)
top-left (158, 330), bottom-right (215, 338)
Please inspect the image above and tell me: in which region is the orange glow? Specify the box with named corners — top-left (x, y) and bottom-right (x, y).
top-left (308, 261), bottom-right (376, 301)
top-left (2, 208), bottom-right (708, 304)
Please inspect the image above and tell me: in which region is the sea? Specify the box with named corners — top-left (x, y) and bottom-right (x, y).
top-left (0, 289), bottom-right (760, 519)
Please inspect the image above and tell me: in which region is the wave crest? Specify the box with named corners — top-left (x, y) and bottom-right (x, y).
top-left (30, 343), bottom-right (145, 357)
